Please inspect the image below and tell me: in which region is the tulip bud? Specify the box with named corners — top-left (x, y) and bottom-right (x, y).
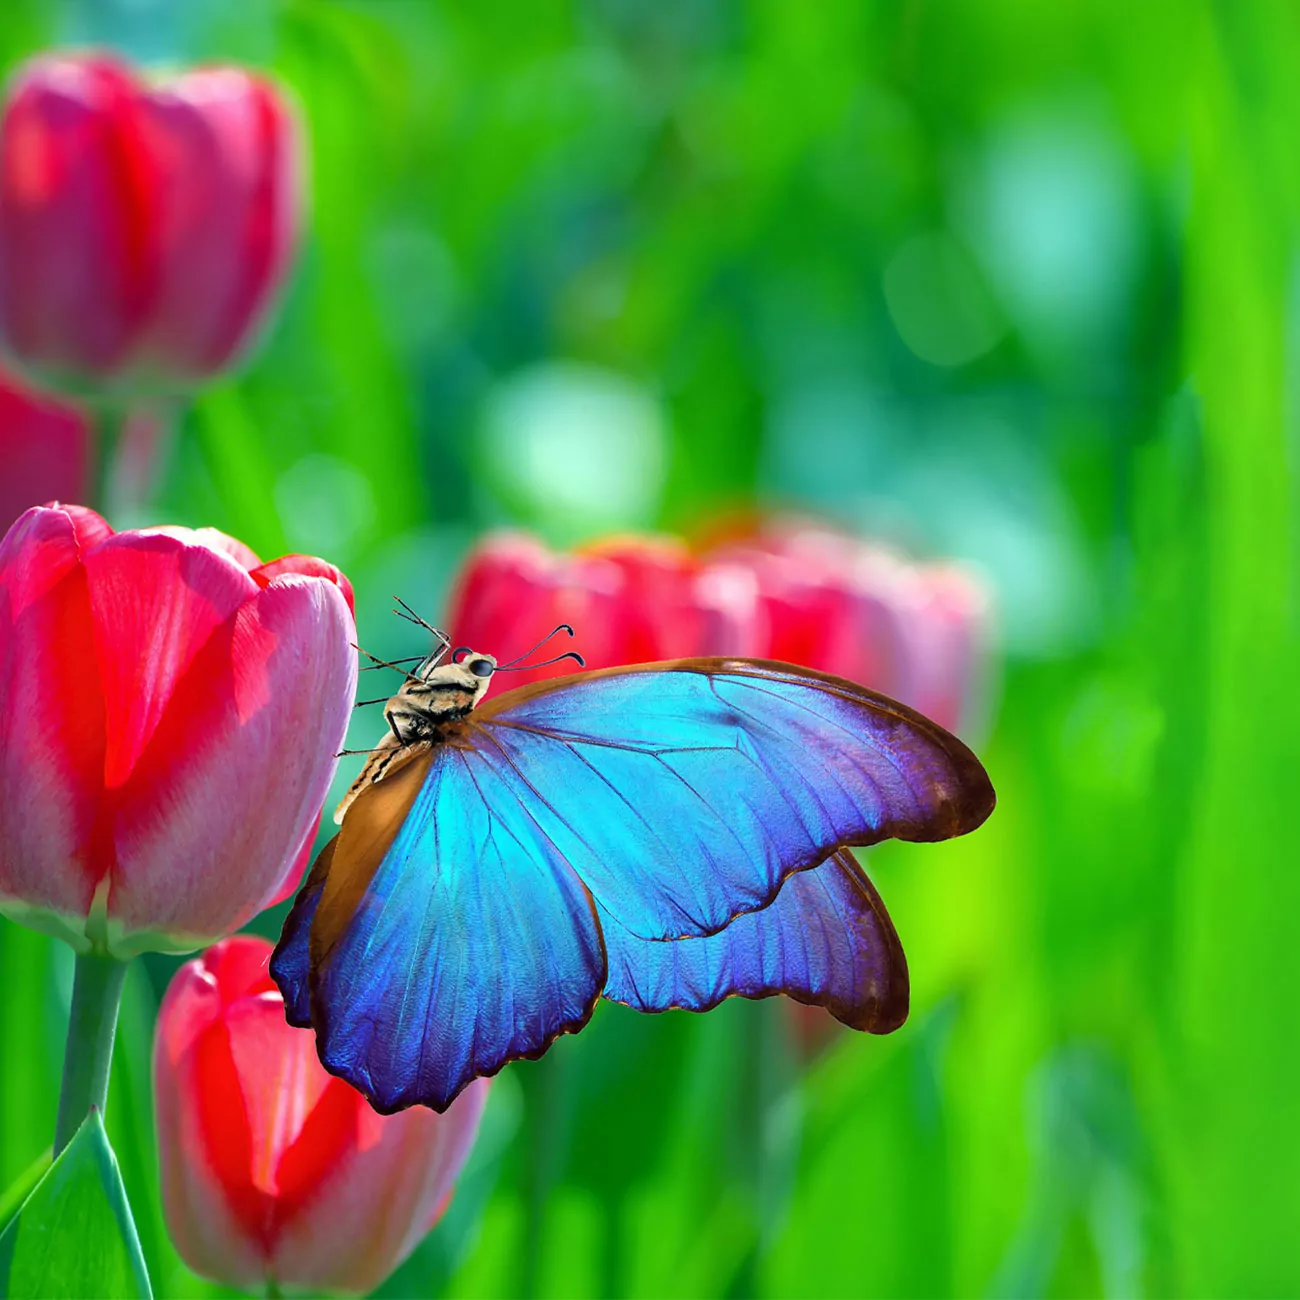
top-left (446, 531), bottom-right (762, 685)
top-left (0, 54), bottom-right (300, 394)
top-left (155, 936), bottom-right (489, 1294)
top-left (0, 504), bottom-right (355, 956)
top-left (0, 367), bottom-right (89, 532)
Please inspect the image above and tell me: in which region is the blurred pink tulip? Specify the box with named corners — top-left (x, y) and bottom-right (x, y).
top-left (0, 367), bottom-right (88, 532)
top-left (0, 53), bottom-right (300, 394)
top-left (155, 936), bottom-right (489, 1295)
top-left (446, 531), bottom-right (760, 686)
top-left (712, 520), bottom-right (993, 735)
top-left (447, 523), bottom-right (992, 735)
top-left (0, 504), bottom-right (355, 956)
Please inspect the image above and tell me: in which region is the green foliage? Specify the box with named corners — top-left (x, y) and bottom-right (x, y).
top-left (2, 0), bottom-right (1298, 1295)
top-left (0, 1152), bottom-right (51, 1241)
top-left (0, 1111), bottom-right (150, 1300)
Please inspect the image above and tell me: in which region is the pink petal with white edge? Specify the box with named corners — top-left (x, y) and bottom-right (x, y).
top-left (84, 530), bottom-right (258, 790)
top-left (269, 1079), bottom-right (489, 1294)
top-left (0, 506), bottom-right (107, 941)
top-left (252, 554), bottom-right (355, 614)
top-left (138, 524), bottom-right (262, 572)
top-left (154, 945), bottom-right (271, 1290)
top-left (266, 812), bottom-right (320, 910)
top-left (108, 575), bottom-right (355, 954)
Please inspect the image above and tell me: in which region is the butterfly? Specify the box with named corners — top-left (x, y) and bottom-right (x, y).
top-left (271, 613), bottom-right (995, 1114)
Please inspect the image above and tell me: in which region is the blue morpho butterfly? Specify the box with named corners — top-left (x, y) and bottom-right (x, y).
top-left (271, 603), bottom-right (995, 1114)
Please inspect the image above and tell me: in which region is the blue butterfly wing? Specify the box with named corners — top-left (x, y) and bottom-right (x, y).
top-left (275, 658), bottom-right (991, 1112)
top-left (468, 658), bottom-right (992, 941)
top-left (294, 746), bottom-right (606, 1113)
top-left (270, 837), bottom-right (329, 1028)
top-left (599, 847), bottom-right (908, 1031)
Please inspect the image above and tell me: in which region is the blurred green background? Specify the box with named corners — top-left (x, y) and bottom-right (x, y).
top-left (3, 0), bottom-right (1298, 1296)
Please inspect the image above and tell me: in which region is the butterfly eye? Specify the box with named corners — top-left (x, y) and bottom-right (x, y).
top-left (468, 657), bottom-right (495, 679)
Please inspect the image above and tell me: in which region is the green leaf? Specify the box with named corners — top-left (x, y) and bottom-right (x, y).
top-left (0, 1111), bottom-right (151, 1299)
top-left (0, 1151), bottom-right (51, 1241)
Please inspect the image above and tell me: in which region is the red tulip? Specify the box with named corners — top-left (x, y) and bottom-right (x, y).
top-left (0, 504), bottom-right (355, 956)
top-left (0, 53), bottom-right (300, 393)
top-left (155, 936), bottom-right (489, 1294)
top-left (446, 532), bottom-right (761, 685)
top-left (0, 367), bottom-right (89, 533)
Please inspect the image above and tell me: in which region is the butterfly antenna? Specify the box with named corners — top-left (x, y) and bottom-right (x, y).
top-left (393, 597), bottom-right (448, 638)
top-left (498, 649), bottom-right (586, 673)
top-left (354, 697), bottom-right (392, 708)
top-left (351, 644), bottom-right (423, 681)
top-left (498, 623), bottom-right (578, 670)
top-left (391, 600), bottom-right (452, 671)
top-left (335, 746), bottom-right (376, 757)
top-left (360, 655), bottom-right (427, 673)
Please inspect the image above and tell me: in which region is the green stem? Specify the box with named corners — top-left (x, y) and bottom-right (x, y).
top-left (91, 402), bottom-right (124, 516)
top-left (93, 399), bottom-right (176, 524)
top-left (53, 951), bottom-right (129, 1156)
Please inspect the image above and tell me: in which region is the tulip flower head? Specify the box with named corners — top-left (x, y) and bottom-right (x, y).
top-left (444, 524), bottom-right (992, 735)
top-left (155, 936), bottom-right (489, 1294)
top-left (446, 531), bottom-right (761, 686)
top-left (0, 504), bottom-right (355, 956)
top-left (0, 53), bottom-right (301, 394)
top-left (711, 520), bottom-right (995, 736)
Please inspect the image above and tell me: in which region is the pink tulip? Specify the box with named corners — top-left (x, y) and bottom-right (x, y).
top-left (0, 367), bottom-right (88, 533)
top-left (155, 936), bottom-right (489, 1294)
top-left (0, 504), bottom-right (355, 956)
top-left (711, 520), bottom-right (993, 734)
top-left (446, 531), bottom-right (760, 686)
top-left (0, 53), bottom-right (300, 393)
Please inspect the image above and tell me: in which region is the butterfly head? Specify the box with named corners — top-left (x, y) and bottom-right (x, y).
top-left (438, 649), bottom-right (499, 706)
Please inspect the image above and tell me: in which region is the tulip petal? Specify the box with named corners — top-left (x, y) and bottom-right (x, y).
top-left (137, 69), bottom-right (299, 376)
top-left (0, 56), bottom-right (158, 378)
top-left (83, 529), bottom-right (258, 791)
top-left (108, 575), bottom-right (355, 954)
top-left (154, 944), bottom-right (272, 1291)
top-left (252, 554), bottom-right (355, 615)
top-left (266, 812), bottom-right (322, 910)
top-left (0, 377), bottom-right (91, 535)
top-left (157, 939), bottom-right (489, 1294)
top-left (137, 524), bottom-right (262, 572)
top-left (0, 506), bottom-right (106, 942)
top-left (268, 1079), bottom-right (489, 1294)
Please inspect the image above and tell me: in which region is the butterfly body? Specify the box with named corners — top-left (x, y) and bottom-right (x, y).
top-left (275, 653), bottom-right (995, 1113)
top-left (335, 652), bottom-right (497, 823)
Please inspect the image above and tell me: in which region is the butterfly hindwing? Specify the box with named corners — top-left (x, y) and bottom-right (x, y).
top-left (600, 847), bottom-right (909, 1031)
